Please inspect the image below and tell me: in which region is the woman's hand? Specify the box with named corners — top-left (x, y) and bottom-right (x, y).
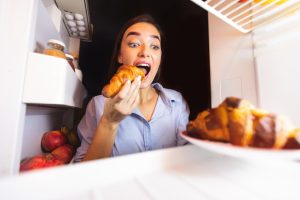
top-left (82, 77), bottom-right (141, 161)
top-left (102, 76), bottom-right (141, 124)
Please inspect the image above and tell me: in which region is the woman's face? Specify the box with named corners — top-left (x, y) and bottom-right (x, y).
top-left (118, 22), bottom-right (162, 88)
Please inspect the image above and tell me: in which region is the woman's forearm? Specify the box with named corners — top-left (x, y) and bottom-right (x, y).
top-left (82, 117), bottom-right (119, 161)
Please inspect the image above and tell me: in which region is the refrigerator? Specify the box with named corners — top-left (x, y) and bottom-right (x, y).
top-left (0, 0), bottom-right (89, 175)
top-left (1, 0), bottom-right (300, 199)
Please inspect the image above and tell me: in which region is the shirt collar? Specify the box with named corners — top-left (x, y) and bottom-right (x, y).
top-left (131, 83), bottom-right (180, 120)
top-left (152, 82), bottom-right (181, 107)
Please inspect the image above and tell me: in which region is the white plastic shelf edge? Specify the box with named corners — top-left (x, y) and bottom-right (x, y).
top-left (23, 52), bottom-right (87, 108)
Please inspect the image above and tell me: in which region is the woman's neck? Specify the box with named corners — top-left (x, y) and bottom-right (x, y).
top-left (139, 86), bottom-right (157, 104)
top-left (138, 85), bottom-right (159, 122)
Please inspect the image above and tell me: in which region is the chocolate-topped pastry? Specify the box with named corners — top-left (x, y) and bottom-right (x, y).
top-left (252, 114), bottom-right (276, 148)
top-left (225, 97), bottom-right (242, 108)
top-left (282, 129), bottom-right (300, 149)
top-left (187, 97), bottom-right (300, 149)
top-left (225, 97), bottom-right (254, 146)
top-left (187, 107), bottom-right (229, 142)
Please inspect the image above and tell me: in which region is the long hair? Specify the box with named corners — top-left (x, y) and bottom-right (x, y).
top-left (108, 14), bottom-right (165, 83)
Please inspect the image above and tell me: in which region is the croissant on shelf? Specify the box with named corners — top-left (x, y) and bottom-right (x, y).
top-left (102, 65), bottom-right (145, 98)
top-left (187, 97), bottom-right (300, 149)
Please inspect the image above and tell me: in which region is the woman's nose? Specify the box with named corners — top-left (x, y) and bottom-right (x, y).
top-left (138, 45), bottom-right (150, 58)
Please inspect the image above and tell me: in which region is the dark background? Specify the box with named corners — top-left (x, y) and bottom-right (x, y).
top-left (79, 0), bottom-right (211, 119)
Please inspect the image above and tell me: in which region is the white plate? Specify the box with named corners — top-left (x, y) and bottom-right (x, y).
top-left (180, 132), bottom-right (300, 161)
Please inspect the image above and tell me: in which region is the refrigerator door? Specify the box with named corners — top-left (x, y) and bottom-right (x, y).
top-left (0, 0), bottom-right (86, 176)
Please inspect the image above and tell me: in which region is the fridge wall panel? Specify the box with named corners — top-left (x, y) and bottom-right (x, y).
top-left (44, 0), bottom-right (70, 43)
top-left (0, 1), bottom-right (4, 19)
top-left (254, 12), bottom-right (300, 126)
top-left (208, 13), bottom-right (258, 107)
top-left (256, 50), bottom-right (300, 127)
top-left (0, 0), bottom-right (38, 176)
top-left (21, 110), bottom-right (63, 159)
top-left (34, 0), bottom-right (63, 52)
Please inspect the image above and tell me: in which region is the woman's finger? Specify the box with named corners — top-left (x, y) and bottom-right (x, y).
top-left (125, 76), bottom-right (140, 98)
top-left (114, 80), bottom-right (131, 102)
top-left (126, 76), bottom-right (141, 104)
top-left (131, 91), bottom-right (140, 107)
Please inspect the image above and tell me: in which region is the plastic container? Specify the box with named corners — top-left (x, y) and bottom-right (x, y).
top-left (65, 53), bottom-right (75, 71)
top-left (43, 39), bottom-right (66, 59)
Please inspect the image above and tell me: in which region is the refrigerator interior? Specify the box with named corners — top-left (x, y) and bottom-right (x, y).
top-left (1, 0), bottom-right (300, 177)
top-left (206, 0), bottom-right (300, 127)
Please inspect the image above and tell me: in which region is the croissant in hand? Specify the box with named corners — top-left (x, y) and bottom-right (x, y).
top-left (187, 97), bottom-right (300, 149)
top-left (102, 65), bottom-right (145, 98)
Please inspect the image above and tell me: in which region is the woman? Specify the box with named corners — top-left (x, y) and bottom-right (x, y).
top-left (73, 14), bottom-right (189, 162)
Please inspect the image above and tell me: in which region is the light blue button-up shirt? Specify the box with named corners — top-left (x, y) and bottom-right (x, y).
top-left (73, 83), bottom-right (189, 162)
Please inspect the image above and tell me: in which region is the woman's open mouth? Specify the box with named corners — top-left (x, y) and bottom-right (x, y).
top-left (136, 63), bottom-right (151, 76)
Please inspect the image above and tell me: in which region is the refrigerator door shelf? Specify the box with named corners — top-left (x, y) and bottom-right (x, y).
top-left (23, 52), bottom-right (87, 108)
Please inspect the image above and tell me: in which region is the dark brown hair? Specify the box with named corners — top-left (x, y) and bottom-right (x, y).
top-left (108, 14), bottom-right (165, 83)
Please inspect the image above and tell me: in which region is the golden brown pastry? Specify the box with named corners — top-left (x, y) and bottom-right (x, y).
top-left (102, 65), bottom-right (145, 98)
top-left (187, 105), bottom-right (230, 142)
top-left (187, 97), bottom-right (300, 149)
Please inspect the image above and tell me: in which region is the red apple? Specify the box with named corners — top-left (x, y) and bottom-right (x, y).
top-left (41, 130), bottom-right (67, 152)
top-left (20, 154), bottom-right (64, 172)
top-left (51, 144), bottom-right (75, 164)
top-left (44, 154), bottom-right (65, 167)
top-left (20, 155), bottom-right (46, 172)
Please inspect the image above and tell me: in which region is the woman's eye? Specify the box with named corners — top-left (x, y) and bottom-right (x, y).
top-left (128, 42), bottom-right (139, 48)
top-left (151, 45), bottom-right (160, 50)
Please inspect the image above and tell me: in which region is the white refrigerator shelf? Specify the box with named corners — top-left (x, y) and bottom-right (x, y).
top-left (1, 145), bottom-right (300, 200)
top-left (190, 0), bottom-right (300, 33)
top-left (23, 52), bottom-right (87, 108)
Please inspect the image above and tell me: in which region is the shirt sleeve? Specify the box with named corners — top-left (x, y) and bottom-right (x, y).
top-left (73, 96), bottom-right (104, 162)
top-left (176, 96), bottom-right (190, 146)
